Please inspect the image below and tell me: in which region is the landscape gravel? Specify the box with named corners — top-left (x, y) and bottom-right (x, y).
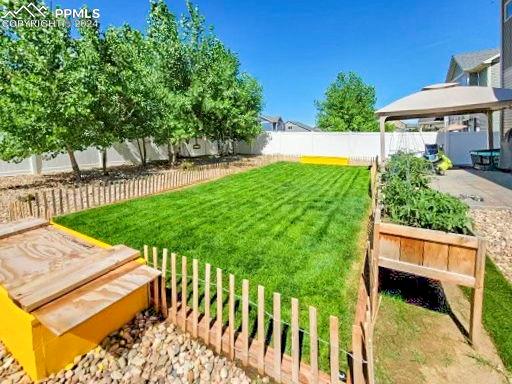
top-left (0, 311), bottom-right (269, 384)
top-left (471, 208), bottom-right (512, 282)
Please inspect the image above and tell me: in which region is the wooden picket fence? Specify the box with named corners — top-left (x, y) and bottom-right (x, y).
top-left (144, 245), bottom-right (375, 384)
top-left (7, 155), bottom-right (299, 221)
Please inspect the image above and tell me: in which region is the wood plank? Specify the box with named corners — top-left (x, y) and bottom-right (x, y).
top-left (291, 298), bottom-right (299, 383)
top-left (273, 292), bottom-right (282, 382)
top-left (309, 306), bottom-right (319, 384)
top-left (204, 263), bottom-right (211, 345)
top-left (330, 316), bottom-right (339, 384)
top-left (229, 274), bottom-right (236, 359)
top-left (258, 285), bottom-right (265, 375)
top-left (399, 237), bottom-right (424, 265)
top-left (0, 218), bottom-right (48, 240)
top-left (379, 222), bottom-right (479, 248)
top-left (242, 279), bottom-right (250, 366)
top-left (448, 246), bottom-right (477, 276)
top-left (379, 257), bottom-right (476, 287)
top-left (470, 240), bottom-right (487, 347)
top-left (379, 234), bottom-right (400, 260)
top-left (181, 256), bottom-right (187, 331)
top-left (216, 268), bottom-right (223, 354)
top-left (152, 247), bottom-right (159, 312)
top-left (161, 249), bottom-right (168, 318)
top-left (12, 245), bottom-right (140, 312)
top-left (423, 242), bottom-right (449, 270)
top-left (192, 259), bottom-right (199, 338)
top-left (351, 324), bottom-right (363, 384)
top-left (33, 262), bottom-right (159, 336)
top-left (171, 253), bottom-right (177, 322)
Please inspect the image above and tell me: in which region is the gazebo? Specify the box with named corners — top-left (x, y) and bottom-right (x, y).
top-left (376, 83), bottom-right (512, 161)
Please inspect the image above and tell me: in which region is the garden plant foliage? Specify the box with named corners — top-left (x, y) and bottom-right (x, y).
top-left (382, 153), bottom-right (471, 234)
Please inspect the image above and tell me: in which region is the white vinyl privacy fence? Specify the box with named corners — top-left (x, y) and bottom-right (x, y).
top-left (0, 138), bottom-right (219, 176)
top-left (236, 131), bottom-right (501, 166)
top-left (0, 131), bottom-right (500, 176)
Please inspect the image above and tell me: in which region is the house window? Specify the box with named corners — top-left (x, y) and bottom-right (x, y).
top-left (505, 0), bottom-right (512, 21)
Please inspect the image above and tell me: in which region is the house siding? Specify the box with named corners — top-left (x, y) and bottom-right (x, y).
top-left (503, 11), bottom-right (512, 71)
top-left (502, 1), bottom-right (512, 135)
top-left (503, 67), bottom-right (512, 133)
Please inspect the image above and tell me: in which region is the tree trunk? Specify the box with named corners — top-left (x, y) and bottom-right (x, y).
top-left (142, 138), bottom-right (147, 166)
top-left (101, 150), bottom-right (108, 175)
top-left (167, 140), bottom-right (177, 166)
top-left (67, 147), bottom-right (81, 181)
top-left (136, 138), bottom-right (147, 167)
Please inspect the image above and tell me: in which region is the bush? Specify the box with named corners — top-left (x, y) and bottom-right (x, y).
top-left (382, 153), bottom-right (471, 234)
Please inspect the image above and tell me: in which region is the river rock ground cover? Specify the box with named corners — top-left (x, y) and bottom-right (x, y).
top-left (0, 311), bottom-right (265, 384)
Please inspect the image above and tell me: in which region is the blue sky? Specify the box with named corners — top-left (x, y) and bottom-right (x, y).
top-left (59, 0), bottom-right (500, 126)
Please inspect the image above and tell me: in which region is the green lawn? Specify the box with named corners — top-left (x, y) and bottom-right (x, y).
top-left (55, 162), bottom-right (371, 368)
top-left (468, 258), bottom-right (512, 371)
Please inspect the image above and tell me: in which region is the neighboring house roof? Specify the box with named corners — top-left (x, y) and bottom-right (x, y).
top-left (446, 48), bottom-right (500, 81)
top-left (453, 48), bottom-right (499, 71)
top-left (261, 115), bottom-right (283, 123)
top-left (286, 121), bottom-right (322, 131)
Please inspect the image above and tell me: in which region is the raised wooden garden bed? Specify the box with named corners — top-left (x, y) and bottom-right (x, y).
top-left (372, 207), bottom-right (486, 346)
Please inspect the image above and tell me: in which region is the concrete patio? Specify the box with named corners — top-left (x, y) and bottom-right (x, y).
top-left (431, 168), bottom-right (512, 208)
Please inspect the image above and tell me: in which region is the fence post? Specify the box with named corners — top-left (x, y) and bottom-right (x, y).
top-left (192, 259), bottom-right (199, 338)
top-left (291, 298), bottom-right (299, 383)
top-left (229, 274), bottom-right (236, 359)
top-left (273, 292), bottom-right (281, 382)
top-left (242, 279), bottom-right (249, 366)
top-left (204, 263), bottom-right (211, 345)
top-left (181, 256), bottom-right (188, 331)
top-left (470, 239), bottom-right (486, 348)
top-left (171, 253), bottom-right (177, 322)
top-left (161, 249), bottom-right (168, 318)
top-left (257, 285), bottom-right (265, 375)
top-left (216, 268), bottom-right (223, 354)
top-left (309, 306), bottom-right (319, 384)
top-left (330, 316), bottom-right (340, 384)
top-left (152, 247), bottom-right (159, 312)
top-left (351, 324), bottom-right (363, 384)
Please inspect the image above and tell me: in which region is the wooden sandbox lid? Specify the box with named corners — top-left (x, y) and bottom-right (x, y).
top-left (0, 218), bottom-right (160, 335)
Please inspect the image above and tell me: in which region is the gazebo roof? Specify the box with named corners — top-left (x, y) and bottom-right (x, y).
top-left (376, 83), bottom-right (512, 120)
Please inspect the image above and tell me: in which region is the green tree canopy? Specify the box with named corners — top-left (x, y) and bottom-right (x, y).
top-left (0, 0), bottom-right (263, 175)
top-left (0, 1), bottom-right (96, 179)
top-left (316, 72), bottom-right (379, 132)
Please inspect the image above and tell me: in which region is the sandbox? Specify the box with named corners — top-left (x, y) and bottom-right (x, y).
top-left (0, 218), bottom-right (160, 381)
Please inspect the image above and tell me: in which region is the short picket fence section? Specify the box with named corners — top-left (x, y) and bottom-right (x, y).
top-left (7, 156), bottom-right (299, 221)
top-left (144, 245), bottom-right (375, 384)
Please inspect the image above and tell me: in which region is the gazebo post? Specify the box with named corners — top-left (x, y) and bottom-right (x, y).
top-left (486, 111), bottom-right (494, 150)
top-left (379, 116), bottom-right (387, 162)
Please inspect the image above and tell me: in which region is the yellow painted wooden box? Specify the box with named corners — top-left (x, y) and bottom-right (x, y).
top-left (0, 219), bottom-right (159, 381)
top-left (299, 156), bottom-right (349, 166)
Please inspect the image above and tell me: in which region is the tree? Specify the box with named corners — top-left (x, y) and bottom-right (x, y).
top-left (103, 25), bottom-right (163, 166)
top-left (0, 0), bottom-right (95, 180)
top-left (316, 72), bottom-right (379, 132)
top-left (147, 0), bottom-right (191, 164)
top-left (181, 2), bottom-right (262, 155)
top-left (75, 15), bottom-right (119, 175)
